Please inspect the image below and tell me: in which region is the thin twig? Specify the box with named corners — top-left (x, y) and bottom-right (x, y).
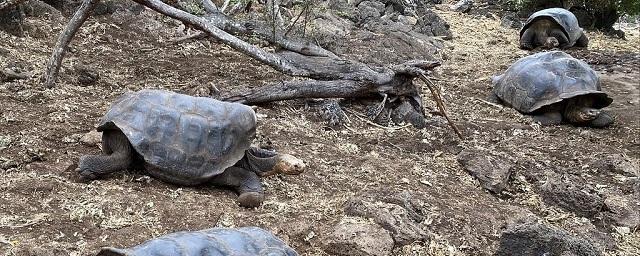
top-left (284, 1), bottom-right (310, 37)
top-left (345, 109), bottom-right (411, 130)
top-left (372, 93), bottom-right (388, 120)
top-left (220, 0), bottom-right (230, 13)
top-left (474, 97), bottom-right (503, 109)
top-left (419, 74), bottom-right (463, 139)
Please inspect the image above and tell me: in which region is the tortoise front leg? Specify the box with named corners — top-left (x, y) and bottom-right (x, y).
top-left (210, 167), bottom-right (264, 208)
top-left (77, 130), bottom-right (133, 180)
top-left (575, 31), bottom-right (589, 47)
top-left (519, 27), bottom-right (536, 50)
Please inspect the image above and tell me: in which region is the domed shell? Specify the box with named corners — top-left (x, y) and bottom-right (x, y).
top-left (492, 51), bottom-right (612, 113)
top-left (521, 8), bottom-right (583, 46)
top-left (97, 89), bottom-right (256, 183)
top-left (97, 227), bottom-right (299, 256)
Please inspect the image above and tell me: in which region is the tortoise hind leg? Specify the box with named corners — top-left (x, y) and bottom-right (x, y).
top-left (210, 167), bottom-right (264, 208)
top-left (78, 130), bottom-right (133, 180)
top-left (532, 112), bottom-right (562, 126)
top-left (575, 32), bottom-right (589, 47)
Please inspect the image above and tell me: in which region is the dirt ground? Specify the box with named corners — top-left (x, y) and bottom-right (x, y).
top-left (0, 2), bottom-right (639, 256)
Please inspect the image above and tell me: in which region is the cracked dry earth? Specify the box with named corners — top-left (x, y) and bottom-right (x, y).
top-left (1, 3), bottom-right (639, 256)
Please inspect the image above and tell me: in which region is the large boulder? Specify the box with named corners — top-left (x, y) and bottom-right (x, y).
top-left (496, 221), bottom-right (602, 256)
top-left (321, 218), bottom-right (394, 256)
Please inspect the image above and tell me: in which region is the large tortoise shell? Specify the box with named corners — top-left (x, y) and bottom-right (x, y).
top-left (492, 51), bottom-right (612, 113)
top-left (520, 8), bottom-right (583, 47)
top-left (97, 227), bottom-right (298, 256)
top-left (97, 89), bottom-right (256, 183)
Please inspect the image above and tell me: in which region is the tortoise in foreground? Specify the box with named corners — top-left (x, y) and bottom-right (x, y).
top-left (78, 89), bottom-right (305, 207)
top-left (97, 227), bottom-right (298, 256)
top-left (491, 51), bottom-right (613, 127)
top-left (520, 8), bottom-right (588, 50)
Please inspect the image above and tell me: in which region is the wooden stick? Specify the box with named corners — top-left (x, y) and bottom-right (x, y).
top-left (419, 74), bottom-right (463, 139)
top-left (43, 0), bottom-right (101, 88)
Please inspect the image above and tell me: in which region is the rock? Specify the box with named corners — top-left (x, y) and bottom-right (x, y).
top-left (540, 175), bottom-right (604, 217)
top-left (23, 0), bottom-right (63, 19)
top-left (356, 1), bottom-right (385, 24)
top-left (450, 0), bottom-right (473, 13)
top-left (80, 131), bottom-right (102, 146)
top-left (496, 221), bottom-right (602, 256)
top-left (322, 218), bottom-right (394, 256)
top-left (397, 15), bottom-right (417, 26)
top-left (74, 64), bottom-right (100, 86)
top-left (456, 149), bottom-right (513, 193)
top-left (597, 193), bottom-right (640, 230)
top-left (415, 7), bottom-right (452, 39)
top-left (344, 193), bottom-right (429, 246)
top-left (500, 12), bottom-right (523, 29)
top-left (316, 99), bottom-right (347, 128)
top-left (593, 153), bottom-right (639, 177)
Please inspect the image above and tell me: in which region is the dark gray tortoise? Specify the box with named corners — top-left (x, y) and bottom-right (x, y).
top-left (78, 89), bottom-right (305, 207)
top-left (491, 51), bottom-right (613, 127)
top-left (96, 227), bottom-right (298, 256)
top-left (520, 8), bottom-right (588, 50)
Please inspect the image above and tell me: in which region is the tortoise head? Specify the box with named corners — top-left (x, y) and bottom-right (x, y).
top-left (563, 96), bottom-right (601, 124)
top-left (246, 148), bottom-right (305, 177)
top-left (272, 153), bottom-right (306, 176)
top-left (544, 37), bottom-right (559, 49)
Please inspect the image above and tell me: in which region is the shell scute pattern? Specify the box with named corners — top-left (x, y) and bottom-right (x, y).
top-left (97, 89), bottom-right (256, 183)
top-left (493, 51), bottom-right (610, 113)
top-left (97, 227), bottom-right (298, 256)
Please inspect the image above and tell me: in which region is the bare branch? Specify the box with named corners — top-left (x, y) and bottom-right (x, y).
top-left (43, 0), bottom-right (101, 88)
top-left (133, 0), bottom-right (307, 76)
top-left (220, 0), bottom-right (230, 13)
top-left (284, 0), bottom-right (310, 37)
top-left (419, 74), bottom-right (463, 139)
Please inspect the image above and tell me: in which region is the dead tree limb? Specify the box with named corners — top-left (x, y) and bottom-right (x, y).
top-left (45, 0), bottom-right (461, 136)
top-left (42, 0), bottom-right (100, 88)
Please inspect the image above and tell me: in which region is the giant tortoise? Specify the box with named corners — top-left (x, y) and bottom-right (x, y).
top-left (491, 51), bottom-right (613, 127)
top-left (78, 89), bottom-right (305, 207)
top-left (520, 8), bottom-right (589, 50)
top-left (97, 227), bottom-right (298, 256)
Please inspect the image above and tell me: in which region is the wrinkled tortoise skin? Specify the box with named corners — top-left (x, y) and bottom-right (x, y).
top-left (97, 227), bottom-right (299, 256)
top-left (492, 51), bottom-right (612, 113)
top-left (521, 8), bottom-right (584, 47)
top-left (97, 89), bottom-right (256, 185)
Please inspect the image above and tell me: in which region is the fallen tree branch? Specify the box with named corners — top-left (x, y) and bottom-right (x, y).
top-left (42, 0), bottom-right (101, 88)
top-left (43, 0), bottom-right (459, 137)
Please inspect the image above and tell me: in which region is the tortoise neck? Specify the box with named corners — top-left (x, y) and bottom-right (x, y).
top-left (238, 147), bottom-right (278, 174)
